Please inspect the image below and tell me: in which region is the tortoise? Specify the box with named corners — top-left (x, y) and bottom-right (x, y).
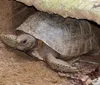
top-left (1, 12), bottom-right (100, 73)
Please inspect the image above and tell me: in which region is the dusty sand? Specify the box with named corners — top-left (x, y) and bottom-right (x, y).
top-left (0, 42), bottom-right (69, 85)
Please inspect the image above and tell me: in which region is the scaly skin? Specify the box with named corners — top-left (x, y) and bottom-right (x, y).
top-left (0, 34), bottom-right (78, 73)
top-left (1, 34), bottom-right (98, 75)
top-left (0, 34), bottom-right (17, 48)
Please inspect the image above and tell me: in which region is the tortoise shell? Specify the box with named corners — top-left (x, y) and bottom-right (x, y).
top-left (16, 12), bottom-right (98, 56)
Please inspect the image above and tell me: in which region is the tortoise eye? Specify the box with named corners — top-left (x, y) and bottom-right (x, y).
top-left (22, 39), bottom-right (27, 44)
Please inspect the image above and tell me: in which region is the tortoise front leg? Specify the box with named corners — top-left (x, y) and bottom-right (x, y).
top-left (46, 53), bottom-right (78, 73)
top-left (0, 34), bottom-right (17, 48)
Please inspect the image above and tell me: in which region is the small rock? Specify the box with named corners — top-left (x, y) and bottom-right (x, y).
top-left (15, 82), bottom-right (21, 85)
top-left (90, 77), bottom-right (100, 85)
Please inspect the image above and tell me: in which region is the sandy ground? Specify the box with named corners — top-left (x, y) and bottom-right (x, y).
top-left (0, 42), bottom-right (68, 85)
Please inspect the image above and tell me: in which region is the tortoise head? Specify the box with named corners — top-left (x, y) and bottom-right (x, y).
top-left (0, 34), bottom-right (36, 51)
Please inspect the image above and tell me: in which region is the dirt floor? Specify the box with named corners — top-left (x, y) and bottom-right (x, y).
top-left (0, 42), bottom-right (69, 85)
top-left (0, 1), bottom-right (100, 85)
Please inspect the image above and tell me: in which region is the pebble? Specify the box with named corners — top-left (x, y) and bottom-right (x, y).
top-left (90, 77), bottom-right (100, 85)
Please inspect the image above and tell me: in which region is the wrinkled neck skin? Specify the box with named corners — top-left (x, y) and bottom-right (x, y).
top-left (16, 0), bottom-right (34, 6)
